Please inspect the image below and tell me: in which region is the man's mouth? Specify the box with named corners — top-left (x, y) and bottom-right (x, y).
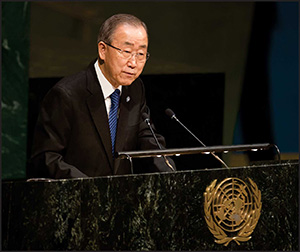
top-left (123, 71), bottom-right (135, 76)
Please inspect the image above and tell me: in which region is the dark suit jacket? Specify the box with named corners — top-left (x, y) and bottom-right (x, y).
top-left (30, 60), bottom-right (175, 179)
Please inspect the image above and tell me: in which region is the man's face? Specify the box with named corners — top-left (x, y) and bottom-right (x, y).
top-left (98, 24), bottom-right (148, 88)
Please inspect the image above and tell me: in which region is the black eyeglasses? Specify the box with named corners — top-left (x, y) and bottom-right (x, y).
top-left (103, 41), bottom-right (150, 62)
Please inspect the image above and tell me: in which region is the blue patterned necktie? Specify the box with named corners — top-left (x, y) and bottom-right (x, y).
top-left (109, 89), bottom-right (120, 157)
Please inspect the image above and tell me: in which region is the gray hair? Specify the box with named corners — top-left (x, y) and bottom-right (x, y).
top-left (97, 13), bottom-right (148, 44)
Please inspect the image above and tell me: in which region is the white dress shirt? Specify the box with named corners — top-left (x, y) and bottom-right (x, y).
top-left (94, 60), bottom-right (122, 118)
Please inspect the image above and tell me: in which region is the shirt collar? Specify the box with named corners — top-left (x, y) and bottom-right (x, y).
top-left (94, 60), bottom-right (122, 99)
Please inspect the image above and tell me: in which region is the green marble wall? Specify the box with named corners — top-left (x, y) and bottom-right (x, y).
top-left (2, 2), bottom-right (30, 179)
top-left (2, 160), bottom-right (298, 250)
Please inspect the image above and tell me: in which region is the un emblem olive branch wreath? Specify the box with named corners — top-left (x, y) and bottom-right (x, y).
top-left (204, 178), bottom-right (262, 246)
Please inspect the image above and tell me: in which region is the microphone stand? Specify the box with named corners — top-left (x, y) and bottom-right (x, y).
top-left (143, 114), bottom-right (175, 171)
top-left (166, 109), bottom-right (229, 169)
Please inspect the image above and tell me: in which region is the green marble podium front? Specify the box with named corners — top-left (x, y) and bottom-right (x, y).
top-left (2, 160), bottom-right (298, 250)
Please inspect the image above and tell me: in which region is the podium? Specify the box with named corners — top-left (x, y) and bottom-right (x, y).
top-left (2, 146), bottom-right (298, 250)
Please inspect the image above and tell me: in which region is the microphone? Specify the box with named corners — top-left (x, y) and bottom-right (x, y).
top-left (142, 113), bottom-right (175, 171)
top-left (142, 113), bottom-right (162, 150)
top-left (165, 108), bottom-right (229, 169)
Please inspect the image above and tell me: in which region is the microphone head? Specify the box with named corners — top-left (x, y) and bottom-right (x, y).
top-left (142, 112), bottom-right (149, 121)
top-left (165, 108), bottom-right (175, 119)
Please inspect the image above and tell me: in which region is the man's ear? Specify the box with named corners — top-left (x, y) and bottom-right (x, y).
top-left (98, 41), bottom-right (106, 61)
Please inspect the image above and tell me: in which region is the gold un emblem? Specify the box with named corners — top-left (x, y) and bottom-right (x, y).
top-left (204, 177), bottom-right (262, 246)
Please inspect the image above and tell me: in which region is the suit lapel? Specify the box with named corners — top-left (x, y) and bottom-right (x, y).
top-left (85, 61), bottom-right (114, 171)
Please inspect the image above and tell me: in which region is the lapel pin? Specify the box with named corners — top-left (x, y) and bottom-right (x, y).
top-left (126, 96), bottom-right (131, 103)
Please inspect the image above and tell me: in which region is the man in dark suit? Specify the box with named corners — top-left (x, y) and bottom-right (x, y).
top-left (30, 14), bottom-right (175, 179)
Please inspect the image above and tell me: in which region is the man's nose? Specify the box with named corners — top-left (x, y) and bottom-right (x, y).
top-left (127, 54), bottom-right (138, 67)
